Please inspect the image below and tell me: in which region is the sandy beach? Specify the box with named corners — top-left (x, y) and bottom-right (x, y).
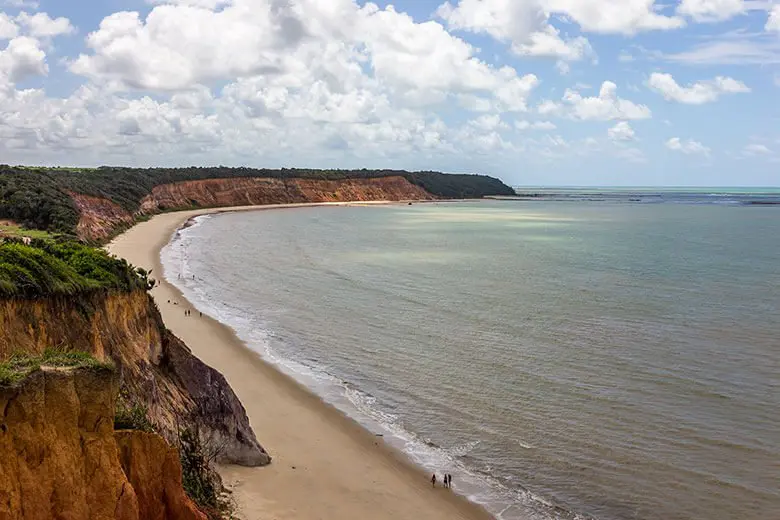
top-left (108, 202), bottom-right (494, 520)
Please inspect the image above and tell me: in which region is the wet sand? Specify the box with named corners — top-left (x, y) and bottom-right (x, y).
top-left (107, 202), bottom-right (494, 520)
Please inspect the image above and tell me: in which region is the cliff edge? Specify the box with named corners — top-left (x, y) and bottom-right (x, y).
top-left (0, 290), bottom-right (270, 467)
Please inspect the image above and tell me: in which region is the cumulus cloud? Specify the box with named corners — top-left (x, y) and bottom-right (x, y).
top-left (540, 81), bottom-right (652, 121)
top-left (608, 121), bottom-right (636, 141)
top-left (0, 35), bottom-right (47, 82)
top-left (16, 11), bottom-right (75, 38)
top-left (70, 0), bottom-right (539, 117)
top-left (677, 0), bottom-right (745, 22)
top-left (70, 5), bottom-right (302, 90)
top-left (648, 72), bottom-right (750, 104)
top-left (544, 0), bottom-right (685, 35)
top-left (437, 0), bottom-right (593, 62)
top-left (0, 12), bottom-right (18, 39)
top-left (666, 137), bottom-right (711, 155)
top-left (469, 114), bottom-right (509, 131)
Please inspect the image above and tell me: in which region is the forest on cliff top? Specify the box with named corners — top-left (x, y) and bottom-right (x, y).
top-left (0, 239), bottom-right (153, 297)
top-left (0, 166), bottom-right (516, 235)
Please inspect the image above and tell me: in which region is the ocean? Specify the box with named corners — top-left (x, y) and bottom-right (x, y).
top-left (161, 191), bottom-right (780, 520)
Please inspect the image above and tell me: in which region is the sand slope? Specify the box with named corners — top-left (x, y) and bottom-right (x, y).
top-left (108, 203), bottom-right (493, 520)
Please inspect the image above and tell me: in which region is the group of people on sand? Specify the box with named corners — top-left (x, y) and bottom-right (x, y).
top-left (431, 473), bottom-right (453, 489)
top-left (167, 300), bottom-right (201, 318)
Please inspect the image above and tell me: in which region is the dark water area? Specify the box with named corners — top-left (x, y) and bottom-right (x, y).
top-left (163, 197), bottom-right (780, 520)
top-left (508, 187), bottom-right (780, 206)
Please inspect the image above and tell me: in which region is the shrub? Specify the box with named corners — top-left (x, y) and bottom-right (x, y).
top-left (0, 349), bottom-right (113, 387)
top-left (0, 240), bottom-right (152, 297)
top-left (114, 399), bottom-right (155, 433)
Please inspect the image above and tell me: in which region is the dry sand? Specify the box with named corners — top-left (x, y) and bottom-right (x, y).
top-left (108, 202), bottom-right (494, 520)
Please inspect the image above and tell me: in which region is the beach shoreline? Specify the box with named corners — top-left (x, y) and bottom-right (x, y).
top-left (107, 201), bottom-right (495, 520)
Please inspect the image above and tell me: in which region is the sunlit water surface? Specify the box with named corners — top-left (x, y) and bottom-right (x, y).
top-left (163, 200), bottom-right (780, 520)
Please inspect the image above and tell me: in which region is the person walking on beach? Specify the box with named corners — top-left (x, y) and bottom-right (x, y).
top-left (447, 474), bottom-right (453, 489)
top-left (431, 474), bottom-right (437, 488)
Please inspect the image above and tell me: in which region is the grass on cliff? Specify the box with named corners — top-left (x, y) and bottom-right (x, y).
top-left (0, 222), bottom-right (54, 241)
top-left (0, 349), bottom-right (113, 386)
top-left (0, 239), bottom-right (154, 298)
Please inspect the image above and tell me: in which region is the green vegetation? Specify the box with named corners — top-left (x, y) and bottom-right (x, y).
top-left (114, 394), bottom-right (156, 432)
top-left (179, 427), bottom-right (232, 519)
top-left (0, 222), bottom-right (54, 240)
top-left (113, 401), bottom-right (231, 518)
top-left (0, 165), bottom-right (516, 236)
top-left (0, 239), bottom-right (154, 298)
top-left (0, 349), bottom-right (113, 387)
top-left (0, 169), bottom-right (80, 234)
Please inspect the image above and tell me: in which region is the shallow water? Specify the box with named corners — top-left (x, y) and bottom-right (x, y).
top-left (162, 200), bottom-right (780, 520)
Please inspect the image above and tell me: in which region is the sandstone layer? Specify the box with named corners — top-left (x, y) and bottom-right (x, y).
top-left (69, 193), bottom-right (134, 242)
top-left (115, 431), bottom-right (207, 520)
top-left (0, 367), bottom-right (207, 520)
top-left (0, 368), bottom-right (139, 520)
top-left (0, 291), bottom-right (269, 467)
top-left (71, 176), bottom-right (433, 241)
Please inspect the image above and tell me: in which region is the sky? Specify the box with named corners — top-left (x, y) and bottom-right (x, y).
top-left (0, 0), bottom-right (779, 186)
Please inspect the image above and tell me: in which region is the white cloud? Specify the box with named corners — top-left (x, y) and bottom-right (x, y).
top-left (743, 143), bottom-right (772, 155)
top-left (767, 5), bottom-right (780, 31)
top-left (0, 36), bottom-right (47, 82)
top-left (677, 0), bottom-right (745, 22)
top-left (437, 0), bottom-right (593, 62)
top-left (70, 6), bottom-right (299, 90)
top-left (16, 11), bottom-right (75, 38)
top-left (362, 6), bottom-right (540, 110)
top-left (608, 121), bottom-right (636, 141)
top-left (544, 0), bottom-right (685, 35)
top-left (540, 81), bottom-right (652, 121)
top-left (3, 0), bottom-right (40, 8)
top-left (512, 25), bottom-right (593, 61)
top-left (469, 114), bottom-right (509, 131)
top-left (648, 72), bottom-right (750, 104)
top-left (71, 1), bottom-right (539, 115)
top-left (515, 120), bottom-right (556, 130)
top-left (666, 137), bottom-right (711, 155)
top-left (0, 12), bottom-right (18, 39)
top-left (457, 94), bottom-right (493, 112)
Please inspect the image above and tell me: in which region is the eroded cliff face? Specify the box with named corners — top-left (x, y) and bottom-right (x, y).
top-left (0, 367), bottom-right (206, 520)
top-left (115, 431), bottom-right (206, 520)
top-left (69, 193), bottom-right (134, 242)
top-left (0, 291), bottom-right (269, 467)
top-left (71, 176), bottom-right (433, 241)
top-left (138, 176), bottom-right (433, 214)
top-left (0, 368), bottom-right (139, 520)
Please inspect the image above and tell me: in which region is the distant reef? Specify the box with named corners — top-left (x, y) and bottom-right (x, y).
top-left (0, 166), bottom-right (515, 241)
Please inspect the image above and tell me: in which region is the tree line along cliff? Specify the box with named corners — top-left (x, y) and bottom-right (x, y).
top-left (0, 166), bottom-right (516, 240)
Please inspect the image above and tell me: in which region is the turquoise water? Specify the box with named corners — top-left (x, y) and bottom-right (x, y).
top-left (163, 200), bottom-right (780, 520)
